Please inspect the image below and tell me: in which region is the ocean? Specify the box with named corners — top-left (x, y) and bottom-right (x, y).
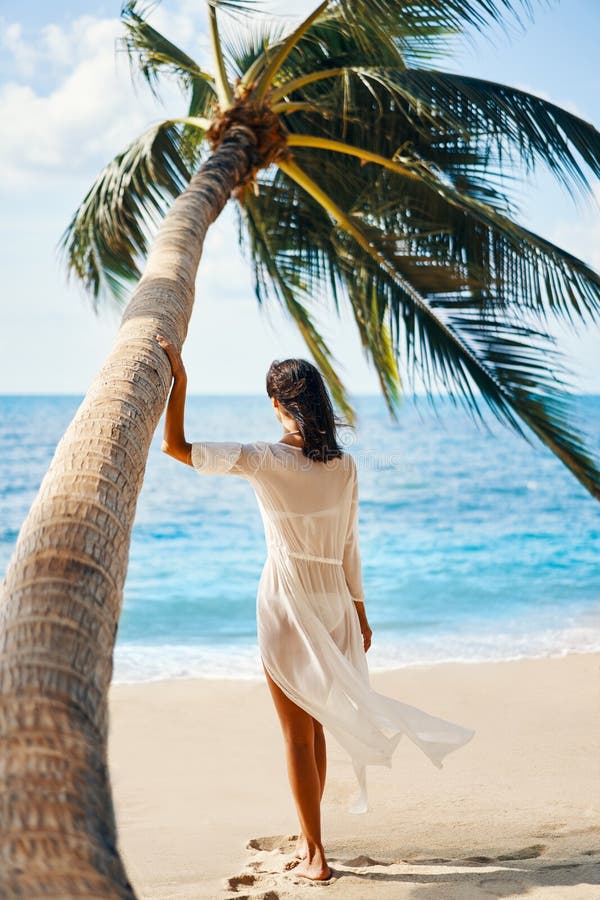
top-left (1, 393), bottom-right (599, 683)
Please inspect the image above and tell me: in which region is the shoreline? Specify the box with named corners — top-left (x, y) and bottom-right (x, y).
top-left (108, 650), bottom-right (600, 899)
top-left (111, 643), bottom-right (600, 686)
top-left (111, 612), bottom-right (600, 684)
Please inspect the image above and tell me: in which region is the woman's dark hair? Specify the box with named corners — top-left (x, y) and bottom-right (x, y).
top-left (266, 358), bottom-right (351, 462)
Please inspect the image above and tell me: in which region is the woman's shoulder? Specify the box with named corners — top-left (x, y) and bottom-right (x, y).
top-left (331, 448), bottom-right (356, 467)
top-left (245, 441), bottom-right (356, 473)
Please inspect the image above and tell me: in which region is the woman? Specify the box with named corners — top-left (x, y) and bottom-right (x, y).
top-left (155, 334), bottom-right (475, 884)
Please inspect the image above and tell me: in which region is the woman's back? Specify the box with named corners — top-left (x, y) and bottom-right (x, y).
top-left (191, 440), bottom-right (364, 604)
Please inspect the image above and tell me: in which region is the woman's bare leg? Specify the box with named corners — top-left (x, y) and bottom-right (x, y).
top-left (315, 721), bottom-right (327, 799)
top-left (294, 721), bottom-right (326, 860)
top-left (262, 662), bottom-right (331, 881)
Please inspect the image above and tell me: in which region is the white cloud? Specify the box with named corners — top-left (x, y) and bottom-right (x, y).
top-left (1, 20), bottom-right (37, 77)
top-left (0, 11), bottom-right (194, 190)
top-left (41, 22), bottom-right (72, 66)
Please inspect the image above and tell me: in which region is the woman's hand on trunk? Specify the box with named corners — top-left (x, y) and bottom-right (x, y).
top-left (156, 334), bottom-right (191, 464)
top-left (156, 334), bottom-right (186, 381)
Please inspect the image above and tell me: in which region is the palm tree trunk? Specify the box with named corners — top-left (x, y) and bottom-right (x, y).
top-left (0, 124), bottom-right (256, 898)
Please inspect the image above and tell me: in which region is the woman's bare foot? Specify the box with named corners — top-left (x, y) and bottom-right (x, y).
top-left (283, 832), bottom-right (307, 870)
top-left (291, 847), bottom-right (332, 881)
top-left (294, 832), bottom-right (307, 859)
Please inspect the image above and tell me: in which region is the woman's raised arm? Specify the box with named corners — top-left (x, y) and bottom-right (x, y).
top-left (156, 334), bottom-right (193, 466)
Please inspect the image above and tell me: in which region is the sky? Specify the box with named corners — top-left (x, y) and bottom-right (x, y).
top-left (0, 0), bottom-right (599, 397)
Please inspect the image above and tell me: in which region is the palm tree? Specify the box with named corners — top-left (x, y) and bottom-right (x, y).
top-left (1, 0), bottom-right (600, 894)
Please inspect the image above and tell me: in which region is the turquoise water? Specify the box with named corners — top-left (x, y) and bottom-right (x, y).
top-left (1, 394), bottom-right (599, 682)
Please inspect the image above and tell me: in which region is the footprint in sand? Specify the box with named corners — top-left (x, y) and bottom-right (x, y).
top-left (225, 872), bottom-right (256, 891)
top-left (225, 833), bottom-right (340, 895)
top-left (496, 843), bottom-right (546, 861)
top-left (223, 870), bottom-right (281, 897)
top-left (460, 843), bottom-right (546, 865)
top-left (246, 834), bottom-right (299, 853)
top-left (341, 854), bottom-right (391, 867)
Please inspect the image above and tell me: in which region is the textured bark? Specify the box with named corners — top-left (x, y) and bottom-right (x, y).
top-left (0, 126), bottom-right (255, 898)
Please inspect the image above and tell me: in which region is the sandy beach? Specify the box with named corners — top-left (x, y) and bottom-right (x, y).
top-left (108, 652), bottom-right (600, 899)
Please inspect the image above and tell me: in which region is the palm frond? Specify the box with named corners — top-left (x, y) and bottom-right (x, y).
top-left (237, 191), bottom-right (356, 422)
top-left (260, 158), bottom-right (600, 497)
top-left (346, 274), bottom-right (403, 414)
top-left (268, 12), bottom-right (407, 81)
top-left (222, 19), bottom-right (286, 81)
top-left (336, 0), bottom-right (533, 37)
top-left (371, 68), bottom-right (600, 197)
top-left (208, 2), bottom-right (234, 106)
top-left (274, 60), bottom-right (600, 203)
top-left (120, 3), bottom-right (216, 112)
top-left (119, 3), bottom-right (216, 168)
top-left (263, 40), bottom-right (600, 326)
top-left (406, 156), bottom-right (600, 323)
top-left (283, 139), bottom-right (600, 328)
top-left (253, 2), bottom-right (329, 100)
top-left (57, 121), bottom-right (191, 309)
top-left (446, 310), bottom-right (600, 495)
top-left (232, 5), bottom-right (408, 102)
top-left (267, 0), bottom-right (536, 68)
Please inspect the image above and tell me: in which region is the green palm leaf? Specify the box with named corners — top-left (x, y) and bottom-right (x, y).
top-left (253, 160), bottom-right (600, 497)
top-left (281, 139), bottom-right (600, 328)
top-left (356, 68), bottom-right (600, 196)
top-left (241, 183), bottom-right (401, 417)
top-left (274, 59), bottom-right (600, 201)
top-left (245, 0), bottom-right (533, 93)
top-left (223, 20), bottom-right (286, 81)
top-left (336, 0), bottom-right (532, 34)
top-left (58, 121), bottom-right (191, 308)
top-left (120, 3), bottom-right (216, 110)
top-left (238, 192), bottom-right (356, 422)
top-left (120, 3), bottom-right (218, 167)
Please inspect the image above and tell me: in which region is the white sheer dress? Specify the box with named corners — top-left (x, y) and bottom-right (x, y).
top-left (191, 439), bottom-right (475, 813)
